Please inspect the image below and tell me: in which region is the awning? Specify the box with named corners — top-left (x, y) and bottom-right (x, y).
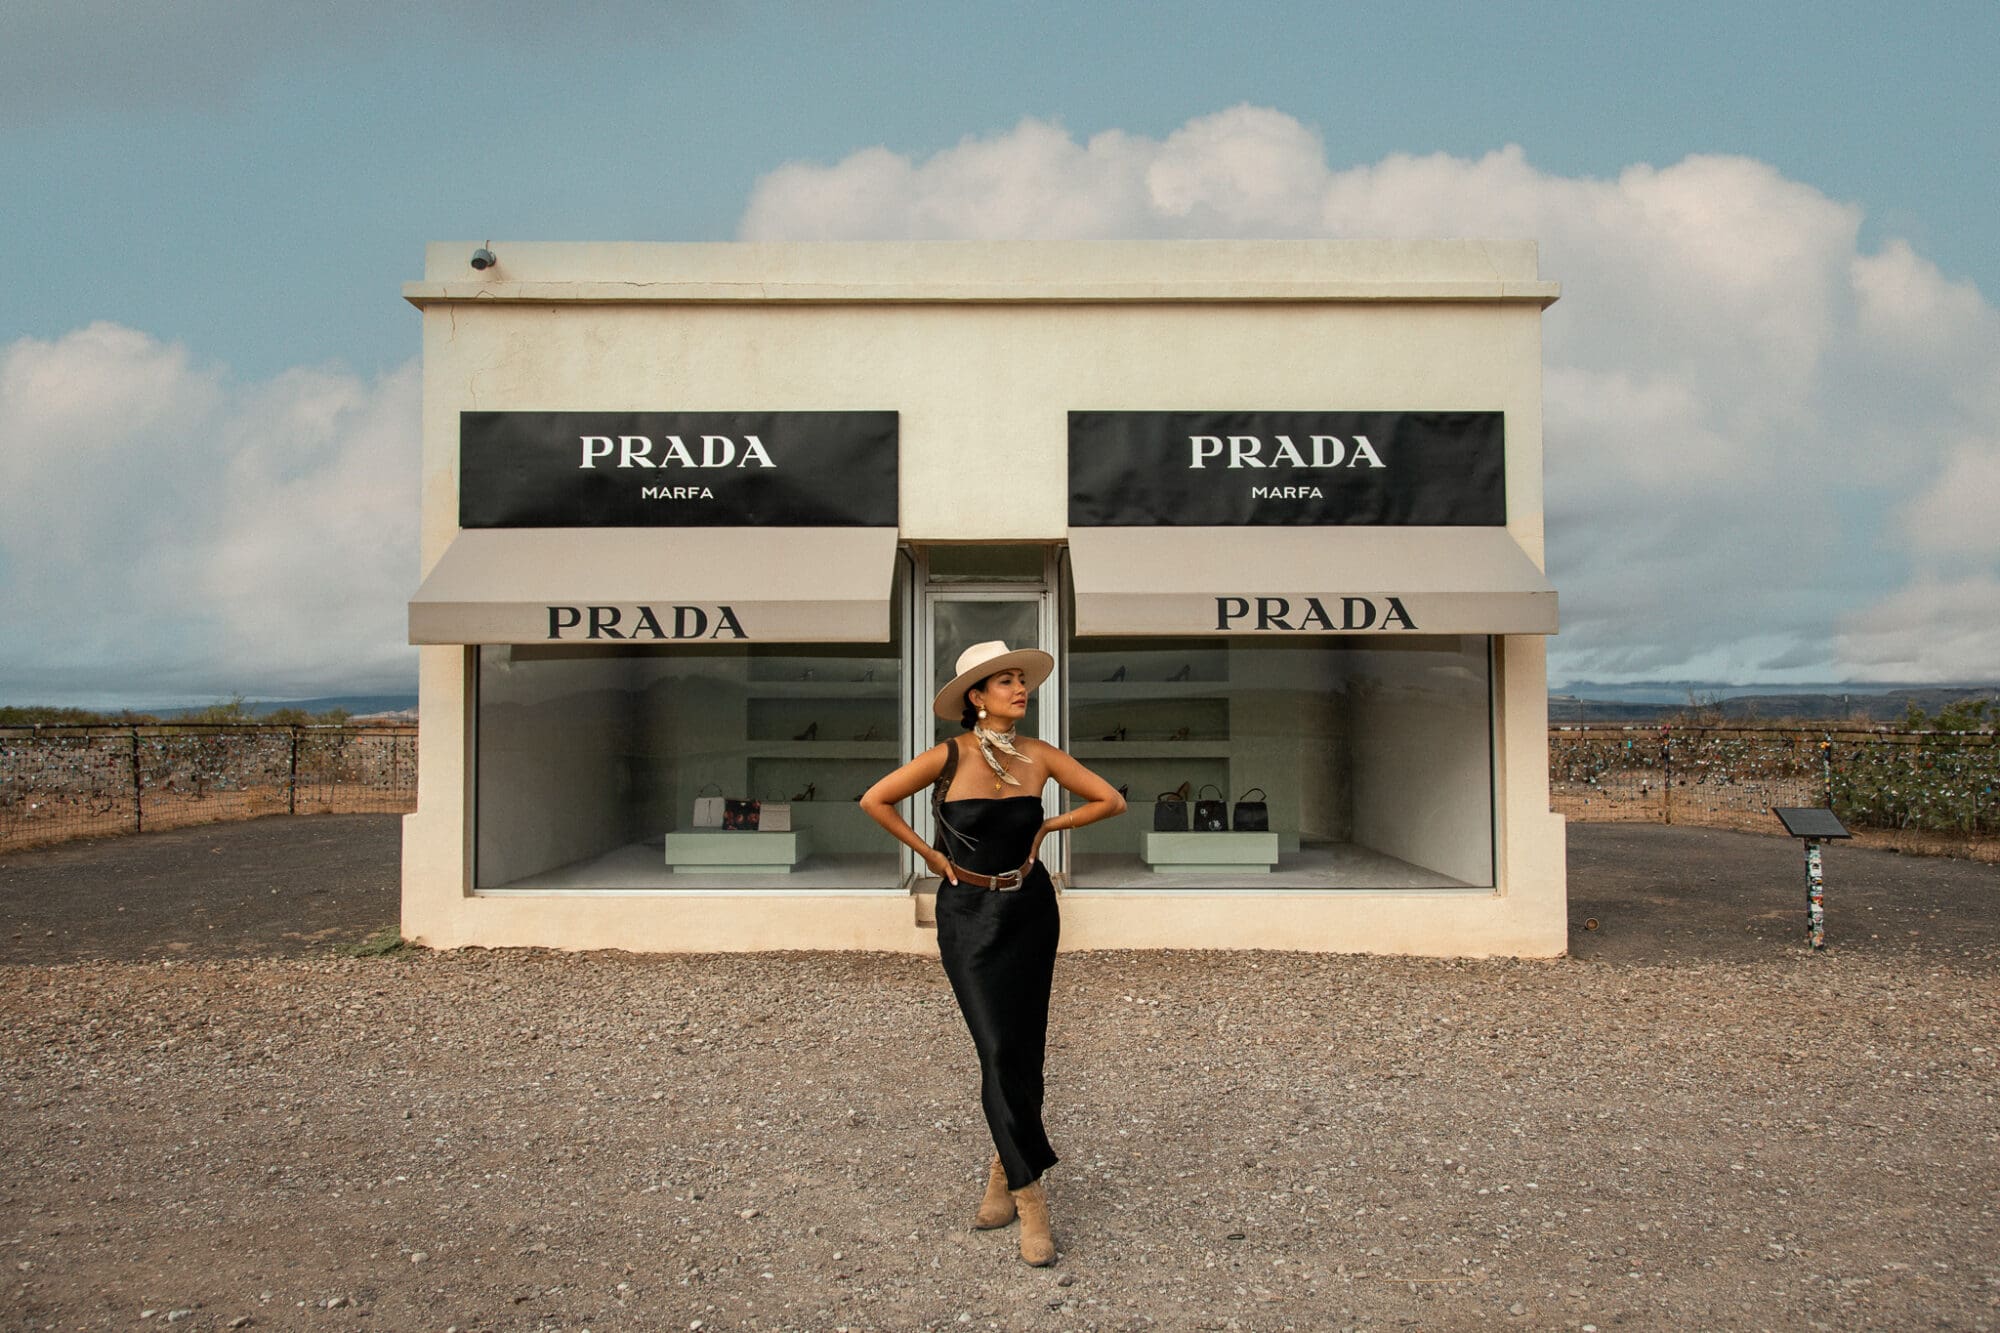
top-left (408, 528), bottom-right (899, 644)
top-left (1068, 527), bottom-right (1556, 636)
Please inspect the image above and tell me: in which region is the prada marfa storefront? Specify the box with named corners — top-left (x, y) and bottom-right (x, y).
top-left (401, 240), bottom-right (1565, 957)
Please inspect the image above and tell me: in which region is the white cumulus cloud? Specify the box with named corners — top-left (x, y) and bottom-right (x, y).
top-left (743, 107), bottom-right (2000, 684)
top-left (0, 323), bottom-right (419, 705)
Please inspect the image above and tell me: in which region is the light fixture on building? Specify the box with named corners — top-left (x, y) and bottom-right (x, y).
top-left (470, 245), bottom-right (497, 271)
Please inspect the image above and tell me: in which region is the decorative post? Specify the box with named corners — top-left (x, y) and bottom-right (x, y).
top-left (129, 728), bottom-right (143, 833)
top-left (1804, 838), bottom-right (1825, 950)
top-left (1660, 726), bottom-right (1673, 826)
top-left (1774, 807), bottom-right (1851, 952)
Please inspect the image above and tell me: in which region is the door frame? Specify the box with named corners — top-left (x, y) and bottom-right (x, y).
top-left (907, 546), bottom-right (1064, 884)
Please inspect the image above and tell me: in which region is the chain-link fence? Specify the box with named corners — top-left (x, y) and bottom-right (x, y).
top-left (8, 721), bottom-right (1996, 854)
top-left (1552, 725), bottom-right (2000, 836)
top-left (0, 724), bottom-right (417, 852)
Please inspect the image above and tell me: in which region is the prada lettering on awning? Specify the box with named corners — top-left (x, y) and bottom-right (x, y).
top-left (408, 528), bottom-right (898, 645)
top-left (1068, 528), bottom-right (1557, 637)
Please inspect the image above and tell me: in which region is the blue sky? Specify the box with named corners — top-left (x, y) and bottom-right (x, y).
top-left (4, 2), bottom-right (1998, 705)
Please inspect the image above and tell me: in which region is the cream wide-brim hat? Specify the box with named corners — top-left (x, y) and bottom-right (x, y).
top-left (931, 640), bottom-right (1055, 721)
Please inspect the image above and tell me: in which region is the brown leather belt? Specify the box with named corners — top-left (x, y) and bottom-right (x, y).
top-left (947, 861), bottom-right (1032, 891)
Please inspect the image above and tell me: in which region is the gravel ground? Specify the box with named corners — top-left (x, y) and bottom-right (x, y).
top-left (0, 816), bottom-right (398, 966)
top-left (2, 817), bottom-right (1997, 1332)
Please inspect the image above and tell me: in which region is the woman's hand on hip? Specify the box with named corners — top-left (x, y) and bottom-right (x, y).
top-left (1026, 830), bottom-right (1049, 870)
top-left (923, 847), bottom-right (958, 884)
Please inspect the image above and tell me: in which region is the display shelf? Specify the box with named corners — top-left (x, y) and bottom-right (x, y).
top-left (1067, 656), bottom-right (1244, 859)
top-left (746, 692), bottom-right (898, 748)
top-left (1069, 644), bottom-right (1230, 683)
top-left (1070, 742), bottom-right (1235, 760)
top-left (665, 829), bottom-right (812, 873)
top-left (1141, 830), bottom-right (1280, 874)
top-left (747, 757), bottom-right (894, 801)
top-left (746, 652), bottom-right (898, 686)
top-left (1069, 653), bottom-right (1245, 836)
top-left (745, 680), bottom-right (899, 698)
top-left (1069, 681), bottom-right (1230, 700)
top-left (757, 797), bottom-right (866, 805)
top-left (749, 741), bottom-right (899, 760)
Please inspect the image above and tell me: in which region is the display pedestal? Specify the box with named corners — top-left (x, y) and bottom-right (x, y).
top-left (1141, 831), bottom-right (1280, 874)
top-left (664, 830), bottom-right (813, 874)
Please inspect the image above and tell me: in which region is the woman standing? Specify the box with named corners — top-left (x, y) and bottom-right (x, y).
top-left (859, 641), bottom-right (1126, 1266)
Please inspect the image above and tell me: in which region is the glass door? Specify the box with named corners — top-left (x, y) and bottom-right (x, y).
top-left (910, 547), bottom-right (1061, 881)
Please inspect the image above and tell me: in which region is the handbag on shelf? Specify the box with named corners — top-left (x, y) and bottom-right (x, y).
top-left (1193, 784), bottom-right (1227, 832)
top-left (723, 798), bottom-right (762, 831)
top-left (759, 801), bottom-right (793, 833)
top-left (1232, 787), bottom-right (1270, 832)
top-left (1152, 782), bottom-right (1190, 832)
top-left (691, 783), bottom-right (726, 829)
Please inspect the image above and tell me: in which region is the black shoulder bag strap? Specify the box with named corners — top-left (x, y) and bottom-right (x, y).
top-left (929, 738), bottom-right (975, 861)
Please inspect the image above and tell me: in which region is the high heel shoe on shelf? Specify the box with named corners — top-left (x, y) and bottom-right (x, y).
top-left (1100, 725), bottom-right (1127, 742)
top-left (1167, 663), bottom-right (1192, 682)
top-left (853, 723), bottom-right (881, 741)
top-left (793, 721), bottom-right (819, 741)
top-left (1167, 726), bottom-right (1190, 742)
top-left (789, 782), bottom-right (817, 802)
top-left (1102, 664), bottom-right (1126, 682)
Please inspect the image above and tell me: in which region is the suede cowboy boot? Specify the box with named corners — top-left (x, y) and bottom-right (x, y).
top-left (972, 1153), bottom-right (1016, 1229)
top-left (1010, 1179), bottom-right (1056, 1266)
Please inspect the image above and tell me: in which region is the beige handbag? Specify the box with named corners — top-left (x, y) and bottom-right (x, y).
top-left (759, 802), bottom-right (793, 832)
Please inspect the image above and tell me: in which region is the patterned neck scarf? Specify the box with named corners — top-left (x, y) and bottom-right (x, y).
top-left (972, 724), bottom-right (1030, 788)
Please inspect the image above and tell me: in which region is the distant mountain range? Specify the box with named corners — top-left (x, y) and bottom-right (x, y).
top-left (1550, 683), bottom-right (2000, 724)
top-left (148, 695), bottom-right (419, 721)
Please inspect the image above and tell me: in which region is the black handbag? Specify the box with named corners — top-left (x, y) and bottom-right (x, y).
top-left (1152, 783), bottom-right (1190, 831)
top-left (1232, 787), bottom-right (1270, 832)
top-left (1193, 783), bottom-right (1227, 832)
top-left (723, 798), bottom-right (761, 831)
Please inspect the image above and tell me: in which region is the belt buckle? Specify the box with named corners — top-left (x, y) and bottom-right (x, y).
top-left (991, 866), bottom-right (1024, 892)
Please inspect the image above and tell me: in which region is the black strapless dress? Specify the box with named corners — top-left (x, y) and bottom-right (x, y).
top-left (935, 796), bottom-right (1061, 1191)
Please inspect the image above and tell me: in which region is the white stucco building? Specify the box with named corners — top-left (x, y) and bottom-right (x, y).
top-left (402, 239), bottom-right (1564, 956)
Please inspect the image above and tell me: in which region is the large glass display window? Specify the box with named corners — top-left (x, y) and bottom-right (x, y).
top-left (1063, 635), bottom-right (1494, 889)
top-left (474, 588), bottom-right (908, 892)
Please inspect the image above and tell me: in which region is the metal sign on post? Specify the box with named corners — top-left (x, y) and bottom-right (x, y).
top-left (1772, 807), bottom-right (1853, 950)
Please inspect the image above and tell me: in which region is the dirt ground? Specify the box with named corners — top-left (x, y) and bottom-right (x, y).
top-left (2, 816), bottom-right (1996, 1331)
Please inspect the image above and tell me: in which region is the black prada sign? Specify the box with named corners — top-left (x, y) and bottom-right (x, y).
top-left (1068, 411), bottom-right (1504, 526)
top-left (459, 411), bottom-right (898, 528)
top-left (546, 605), bottom-right (747, 640)
top-left (1215, 595), bottom-right (1417, 631)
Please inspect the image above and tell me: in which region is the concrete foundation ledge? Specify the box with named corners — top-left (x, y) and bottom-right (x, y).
top-left (402, 887), bottom-right (1564, 958)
